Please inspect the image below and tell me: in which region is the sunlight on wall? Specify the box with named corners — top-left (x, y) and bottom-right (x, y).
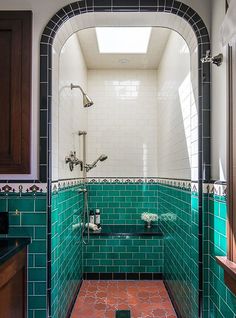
top-left (178, 73), bottom-right (191, 168)
top-left (113, 80), bottom-right (140, 100)
top-left (142, 143), bottom-right (148, 177)
top-left (219, 159), bottom-right (226, 181)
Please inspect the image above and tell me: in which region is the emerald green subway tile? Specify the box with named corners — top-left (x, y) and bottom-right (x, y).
top-left (83, 252), bottom-right (94, 258)
top-left (106, 266), bottom-right (120, 272)
top-left (8, 226), bottom-right (34, 237)
top-left (29, 268), bottom-right (47, 282)
top-left (9, 198), bottom-right (34, 212)
top-left (94, 252), bottom-right (107, 259)
top-left (21, 213), bottom-right (46, 225)
top-left (94, 239), bottom-right (107, 245)
top-left (0, 199), bottom-right (7, 210)
top-left (113, 246), bottom-right (127, 253)
top-left (100, 259), bottom-right (113, 266)
top-left (9, 213), bottom-right (21, 225)
top-left (35, 282), bottom-right (47, 295)
top-left (140, 260), bottom-right (152, 266)
top-left (28, 296), bottom-right (47, 310)
top-left (28, 282), bottom-right (34, 295)
top-left (34, 310), bottom-right (47, 318)
top-left (107, 252), bottom-right (120, 259)
top-left (35, 199), bottom-right (47, 211)
top-left (113, 259), bottom-right (126, 266)
top-left (29, 240), bottom-right (46, 253)
top-left (128, 246), bottom-right (140, 252)
top-left (35, 254), bottom-right (47, 267)
top-left (28, 254), bottom-right (34, 267)
top-left (87, 259), bottom-right (100, 266)
top-left (133, 253), bottom-right (146, 259)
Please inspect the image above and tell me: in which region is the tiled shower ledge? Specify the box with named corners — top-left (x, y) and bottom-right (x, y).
top-left (85, 225), bottom-right (163, 236)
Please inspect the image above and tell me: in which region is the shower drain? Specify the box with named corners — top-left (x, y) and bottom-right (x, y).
top-left (115, 310), bottom-right (131, 318)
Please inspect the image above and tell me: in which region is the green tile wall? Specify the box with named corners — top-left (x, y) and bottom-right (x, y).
top-left (87, 182), bottom-right (159, 225)
top-left (158, 184), bottom-right (199, 318)
top-left (0, 192), bottom-right (47, 318)
top-left (204, 193), bottom-right (236, 318)
top-left (83, 235), bottom-right (163, 274)
top-left (51, 185), bottom-right (83, 318)
top-left (84, 182), bottom-right (162, 274)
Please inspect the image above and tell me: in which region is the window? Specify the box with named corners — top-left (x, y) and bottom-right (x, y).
top-left (95, 27), bottom-right (152, 54)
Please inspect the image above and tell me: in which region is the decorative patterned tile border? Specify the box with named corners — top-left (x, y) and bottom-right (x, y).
top-left (203, 182), bottom-right (227, 197)
top-left (0, 183), bottom-right (47, 193)
top-left (51, 178), bottom-right (83, 192)
top-left (50, 178), bottom-right (227, 196)
top-left (0, 179), bottom-right (226, 196)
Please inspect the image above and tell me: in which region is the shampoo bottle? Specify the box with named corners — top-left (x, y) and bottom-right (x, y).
top-left (95, 209), bottom-right (101, 228)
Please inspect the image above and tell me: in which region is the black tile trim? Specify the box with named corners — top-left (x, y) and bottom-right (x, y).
top-left (65, 280), bottom-right (83, 318)
top-left (163, 280), bottom-right (182, 318)
top-left (39, 2), bottom-right (211, 318)
top-left (85, 225), bottom-right (163, 237)
top-left (84, 272), bottom-right (163, 280)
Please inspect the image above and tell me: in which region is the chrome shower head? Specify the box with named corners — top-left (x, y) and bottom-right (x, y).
top-left (83, 93), bottom-right (93, 108)
top-left (70, 83), bottom-right (94, 108)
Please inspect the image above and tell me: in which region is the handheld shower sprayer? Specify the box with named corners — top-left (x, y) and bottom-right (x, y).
top-left (85, 154), bottom-right (108, 172)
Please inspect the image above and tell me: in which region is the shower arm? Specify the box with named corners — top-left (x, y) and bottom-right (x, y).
top-left (71, 84), bottom-right (85, 94)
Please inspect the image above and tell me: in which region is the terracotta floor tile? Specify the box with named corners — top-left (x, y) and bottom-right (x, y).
top-left (70, 280), bottom-right (177, 318)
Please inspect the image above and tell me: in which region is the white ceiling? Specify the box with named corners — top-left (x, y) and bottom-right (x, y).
top-left (77, 27), bottom-right (171, 70)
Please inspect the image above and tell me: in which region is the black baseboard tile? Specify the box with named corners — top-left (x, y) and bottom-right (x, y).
top-left (100, 273), bottom-right (113, 280)
top-left (140, 273), bottom-right (153, 280)
top-left (83, 272), bottom-right (163, 280)
top-left (127, 273), bottom-right (140, 280)
top-left (65, 280), bottom-right (83, 318)
top-left (163, 280), bottom-right (182, 318)
top-left (113, 273), bottom-right (126, 280)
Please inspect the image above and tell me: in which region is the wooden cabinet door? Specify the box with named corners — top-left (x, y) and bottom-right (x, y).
top-left (0, 249), bottom-right (27, 318)
top-left (0, 11), bottom-right (32, 174)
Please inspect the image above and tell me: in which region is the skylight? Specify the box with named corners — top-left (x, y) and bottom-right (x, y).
top-left (96, 27), bottom-right (152, 54)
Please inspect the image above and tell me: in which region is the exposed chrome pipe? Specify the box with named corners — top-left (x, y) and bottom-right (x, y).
top-left (78, 131), bottom-right (90, 244)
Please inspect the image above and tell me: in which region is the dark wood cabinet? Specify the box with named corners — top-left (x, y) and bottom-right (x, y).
top-left (0, 11), bottom-right (32, 174)
top-left (0, 248), bottom-right (27, 318)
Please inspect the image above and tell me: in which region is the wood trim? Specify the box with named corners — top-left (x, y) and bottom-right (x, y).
top-left (216, 1), bottom-right (236, 295)
top-left (227, 44), bottom-right (235, 262)
top-left (216, 256), bottom-right (236, 294)
top-left (0, 248), bottom-right (27, 317)
top-left (0, 11), bottom-right (32, 174)
top-left (227, 42), bottom-right (236, 263)
top-left (0, 249), bottom-right (26, 289)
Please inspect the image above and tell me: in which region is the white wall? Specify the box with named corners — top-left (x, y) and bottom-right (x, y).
top-left (0, 0), bottom-right (211, 180)
top-left (156, 32), bottom-right (192, 179)
top-left (87, 70), bottom-right (158, 177)
top-left (53, 33), bottom-right (88, 181)
top-left (211, 0), bottom-right (227, 181)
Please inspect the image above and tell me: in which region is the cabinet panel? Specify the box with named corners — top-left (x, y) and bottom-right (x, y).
top-left (0, 249), bottom-right (27, 318)
top-left (0, 11), bottom-right (32, 174)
